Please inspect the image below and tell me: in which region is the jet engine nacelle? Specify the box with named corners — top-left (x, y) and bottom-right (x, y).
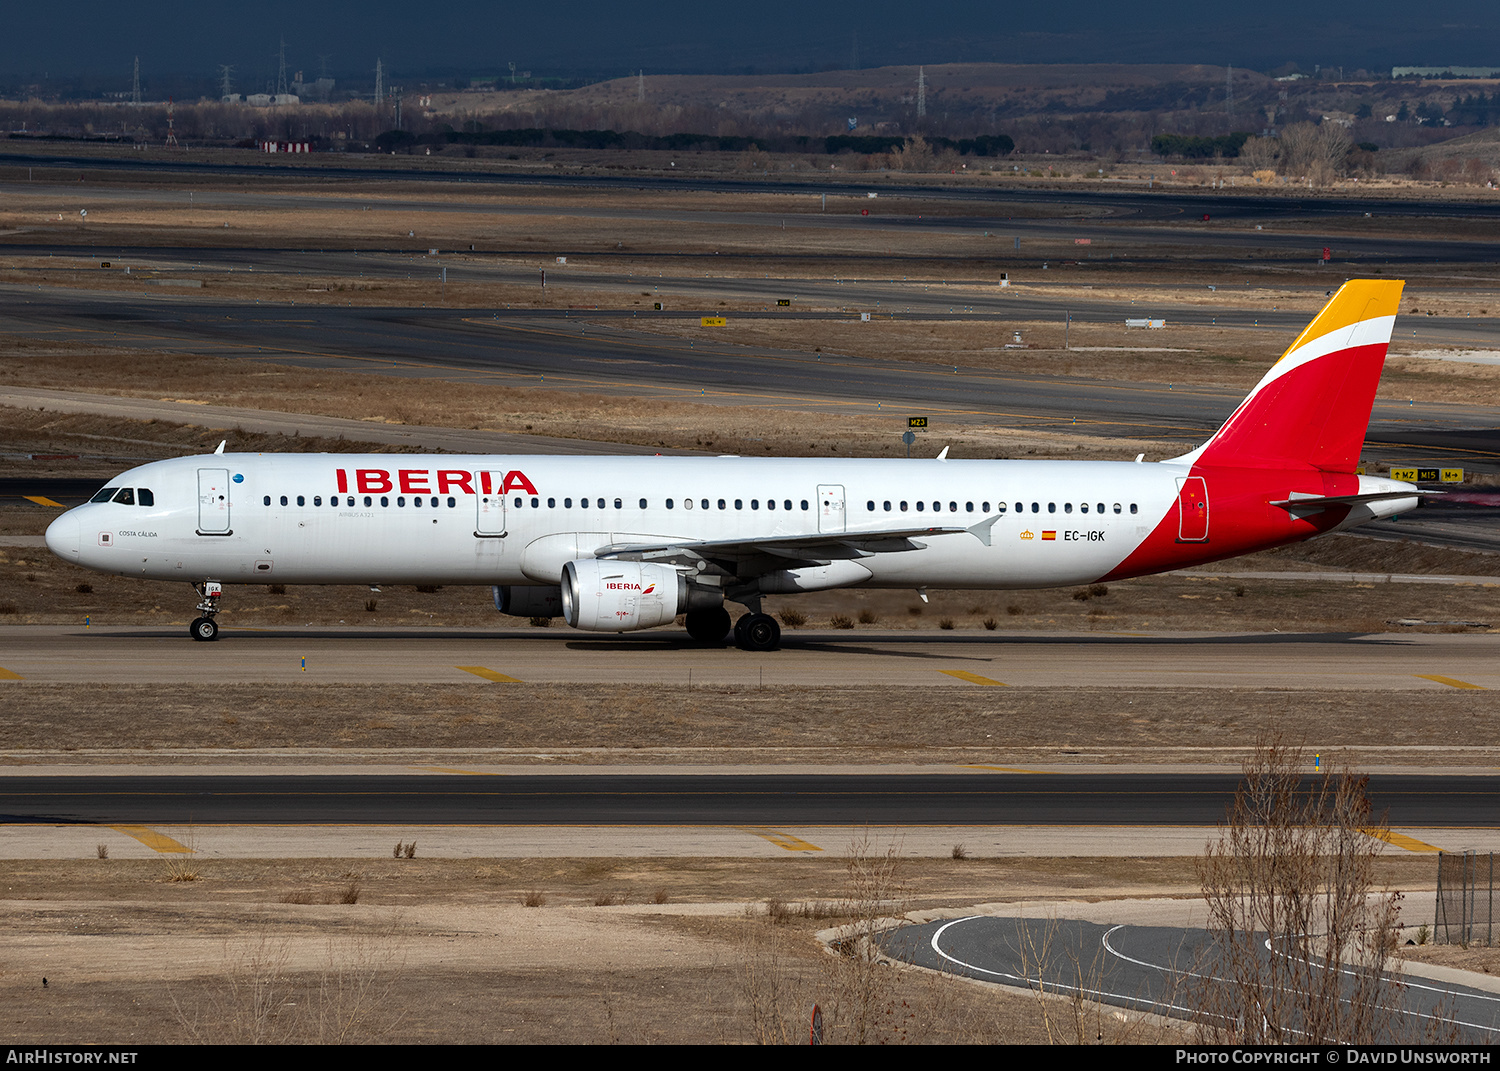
top-left (492, 584), bottom-right (564, 618)
top-left (561, 560), bottom-right (693, 632)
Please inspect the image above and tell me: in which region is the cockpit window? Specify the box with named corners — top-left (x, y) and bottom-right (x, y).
top-left (112, 488), bottom-right (135, 506)
top-left (137, 488), bottom-right (154, 507)
top-left (91, 487), bottom-right (118, 503)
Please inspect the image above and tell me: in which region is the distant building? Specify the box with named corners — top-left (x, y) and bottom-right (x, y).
top-left (260, 140), bottom-right (312, 153)
top-left (244, 93), bottom-right (301, 107)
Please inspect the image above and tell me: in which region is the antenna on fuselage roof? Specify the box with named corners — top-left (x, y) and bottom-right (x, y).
top-left (936, 446), bottom-right (949, 461)
top-left (214, 440), bottom-right (226, 455)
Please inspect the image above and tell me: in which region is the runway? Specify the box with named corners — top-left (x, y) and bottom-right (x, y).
top-left (1, 770), bottom-right (1496, 828)
top-left (5, 625), bottom-right (1500, 690)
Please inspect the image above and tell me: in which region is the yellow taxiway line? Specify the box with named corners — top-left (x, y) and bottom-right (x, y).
top-left (940, 669), bottom-right (1007, 686)
top-left (457, 665), bottom-right (522, 683)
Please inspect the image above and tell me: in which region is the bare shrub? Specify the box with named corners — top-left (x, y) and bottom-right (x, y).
top-left (1006, 605), bottom-right (1023, 616)
top-left (522, 890), bottom-right (547, 908)
top-left (364, 599), bottom-right (377, 613)
top-left (95, 843), bottom-right (108, 860)
top-left (951, 844), bottom-right (969, 860)
top-left (983, 617), bottom-right (998, 631)
top-left (780, 608), bottom-right (807, 628)
top-left (1194, 739), bottom-right (1427, 1044)
top-left (1012, 911), bottom-right (1125, 1044)
top-left (1088, 584), bottom-right (1108, 598)
top-left (174, 931), bottom-right (407, 1044)
top-left (267, 584), bottom-right (286, 595)
top-left (857, 609), bottom-right (878, 625)
top-left (651, 887), bottom-right (670, 904)
top-left (1072, 589), bottom-right (1091, 602)
top-left (830, 614), bottom-right (854, 630)
top-left (75, 583), bottom-right (92, 594)
top-left (528, 616), bottom-right (551, 628)
top-left (938, 618), bottom-right (955, 630)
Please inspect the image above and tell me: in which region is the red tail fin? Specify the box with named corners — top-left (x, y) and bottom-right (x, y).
top-left (1183, 280), bottom-right (1404, 473)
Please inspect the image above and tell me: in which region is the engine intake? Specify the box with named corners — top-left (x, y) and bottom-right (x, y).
top-left (561, 560), bottom-right (710, 632)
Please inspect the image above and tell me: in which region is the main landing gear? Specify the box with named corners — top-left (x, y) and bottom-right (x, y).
top-left (733, 612), bottom-right (781, 652)
top-left (682, 606), bottom-right (781, 651)
top-left (189, 580), bottom-right (223, 641)
top-left (684, 606), bottom-right (731, 643)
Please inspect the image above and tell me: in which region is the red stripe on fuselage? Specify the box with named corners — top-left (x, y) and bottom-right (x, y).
top-left (1098, 466), bottom-right (1358, 582)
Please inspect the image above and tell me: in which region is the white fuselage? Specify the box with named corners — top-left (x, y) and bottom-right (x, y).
top-left (47, 452), bottom-right (1197, 591)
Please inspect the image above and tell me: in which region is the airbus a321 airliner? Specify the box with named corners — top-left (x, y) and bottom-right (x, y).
top-left (45, 279), bottom-right (1419, 651)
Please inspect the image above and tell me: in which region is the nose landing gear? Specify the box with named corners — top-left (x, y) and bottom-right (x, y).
top-left (189, 581), bottom-right (223, 641)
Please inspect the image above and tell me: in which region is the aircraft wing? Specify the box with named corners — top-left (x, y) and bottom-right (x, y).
top-left (596, 517), bottom-right (999, 570)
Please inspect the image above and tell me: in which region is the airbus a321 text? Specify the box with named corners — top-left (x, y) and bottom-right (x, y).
top-left (45, 280), bottom-right (1419, 651)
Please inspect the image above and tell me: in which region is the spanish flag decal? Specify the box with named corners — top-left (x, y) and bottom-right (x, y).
top-left (1041, 530), bottom-right (1057, 541)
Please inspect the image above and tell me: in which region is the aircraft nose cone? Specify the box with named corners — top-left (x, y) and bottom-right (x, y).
top-left (45, 510), bottom-right (81, 562)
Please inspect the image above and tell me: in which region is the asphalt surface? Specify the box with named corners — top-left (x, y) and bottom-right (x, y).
top-left (885, 915), bottom-right (1500, 1041)
top-left (5, 626), bottom-right (1500, 690)
top-left (1, 771), bottom-right (1495, 827)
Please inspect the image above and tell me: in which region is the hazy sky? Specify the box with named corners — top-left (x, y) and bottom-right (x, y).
top-left (7, 2), bottom-right (1499, 84)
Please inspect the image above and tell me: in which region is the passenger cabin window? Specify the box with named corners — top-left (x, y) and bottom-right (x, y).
top-left (280, 495), bottom-right (289, 507)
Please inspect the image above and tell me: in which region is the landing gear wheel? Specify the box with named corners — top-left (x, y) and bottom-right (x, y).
top-left (685, 606), bottom-right (732, 643)
top-left (190, 616), bottom-right (219, 642)
top-left (738, 613), bottom-right (781, 652)
top-left (733, 612), bottom-right (752, 646)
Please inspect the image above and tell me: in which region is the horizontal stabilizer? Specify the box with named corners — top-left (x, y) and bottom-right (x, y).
top-left (1271, 490), bottom-right (1426, 511)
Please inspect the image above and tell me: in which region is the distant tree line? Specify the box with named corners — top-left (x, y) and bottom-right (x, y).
top-left (375, 125), bottom-right (1012, 157)
top-left (1149, 132), bottom-right (1252, 159)
top-left (1445, 92), bottom-right (1500, 126)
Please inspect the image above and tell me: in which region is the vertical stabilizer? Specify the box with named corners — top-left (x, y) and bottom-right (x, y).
top-left (1181, 280), bottom-right (1404, 473)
